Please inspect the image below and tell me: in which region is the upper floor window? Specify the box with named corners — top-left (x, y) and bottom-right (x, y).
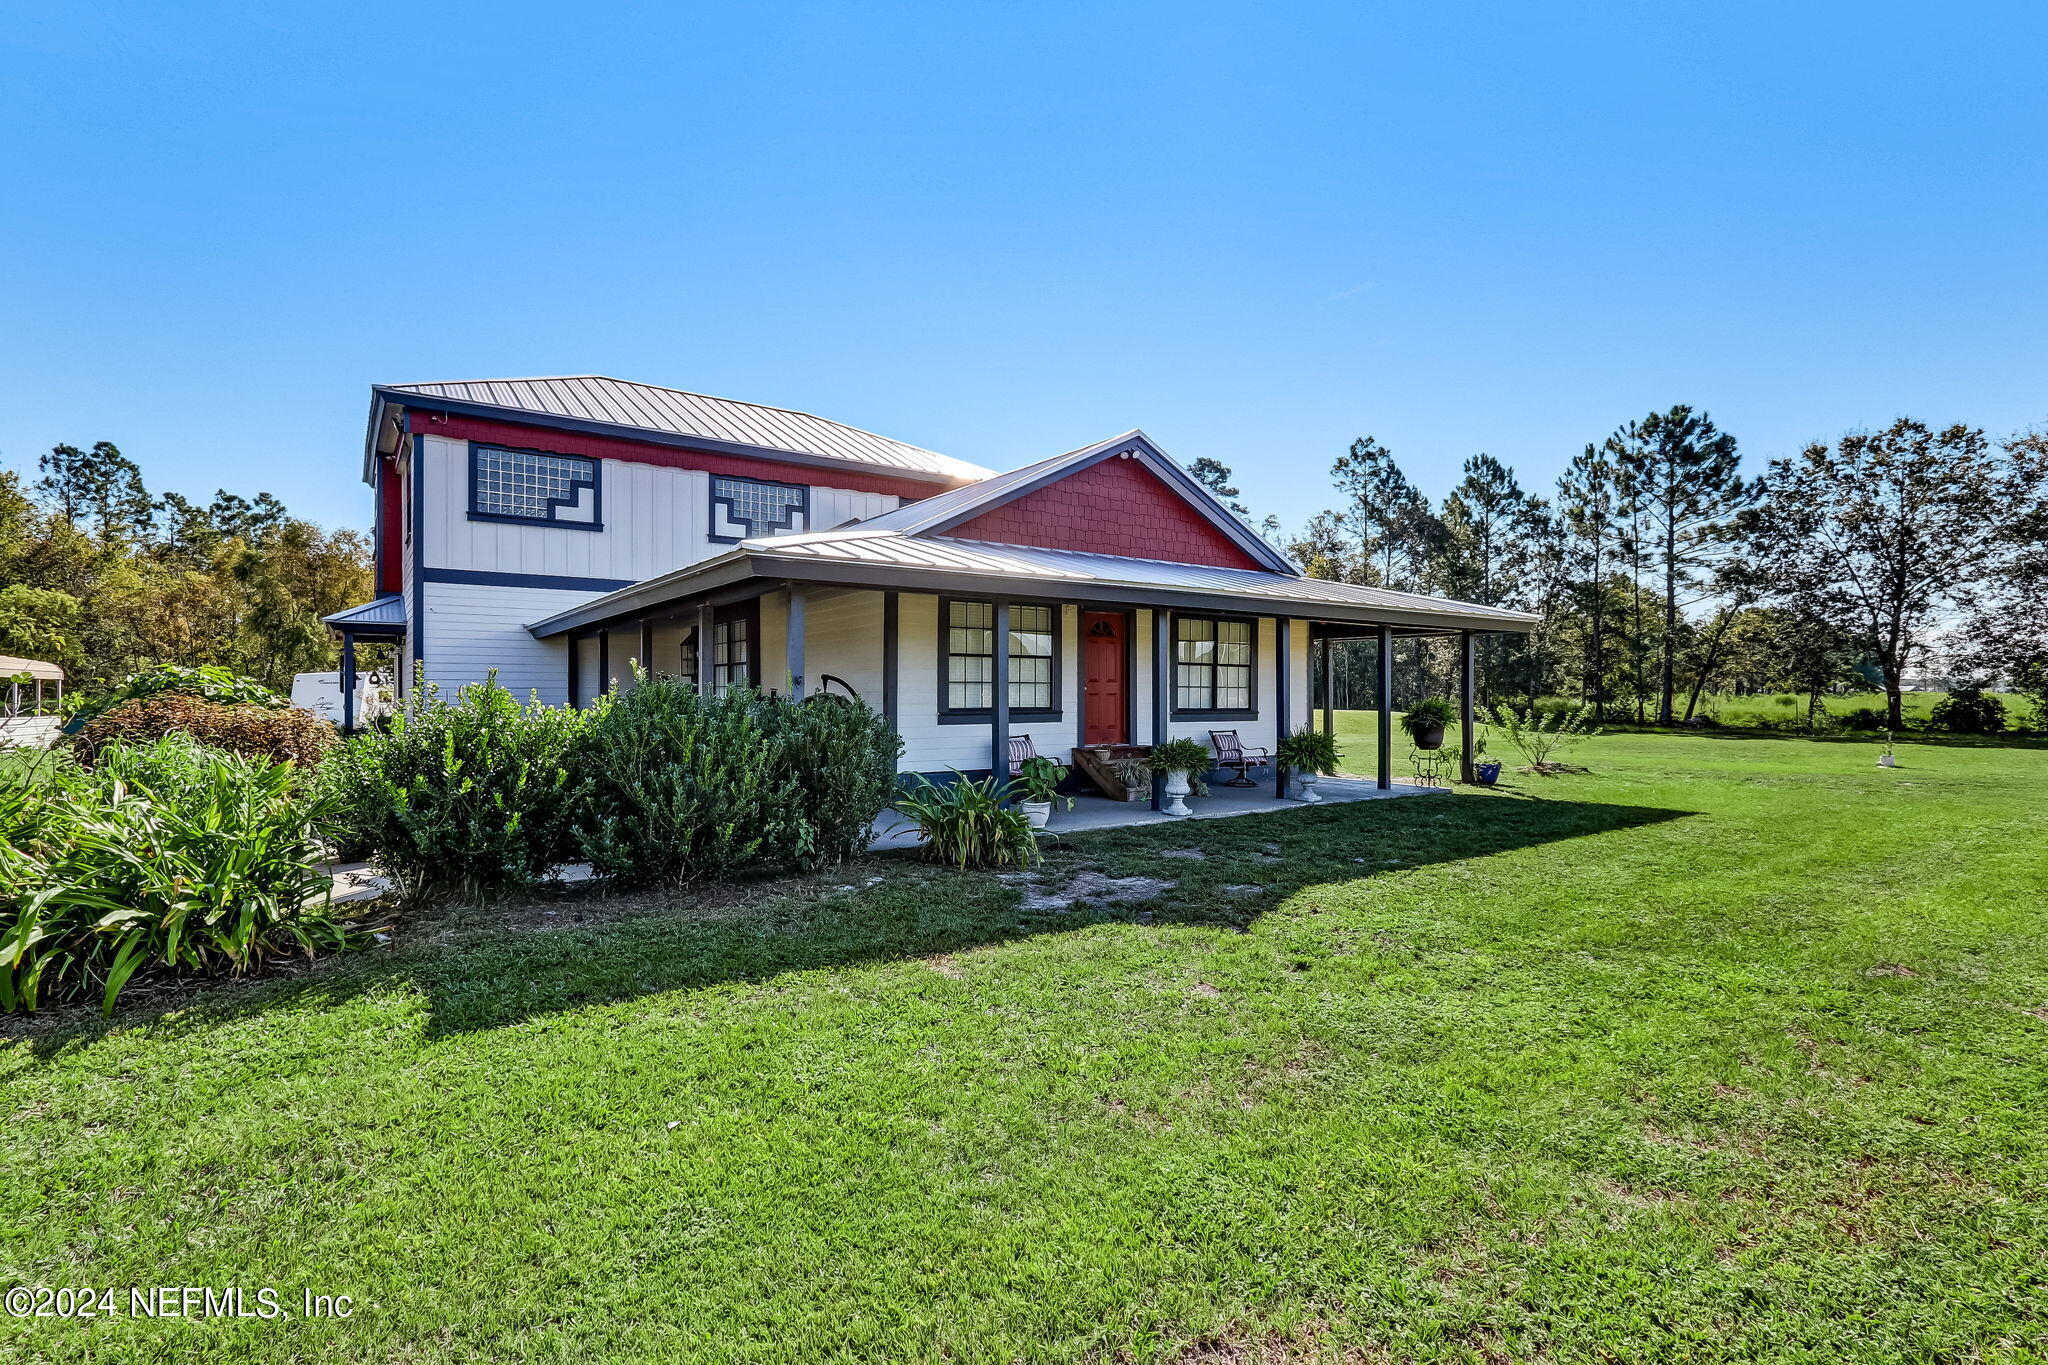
top-left (941, 599), bottom-right (1059, 718)
top-left (1174, 615), bottom-right (1254, 714)
top-left (710, 475), bottom-right (808, 542)
top-left (470, 445), bottom-right (600, 528)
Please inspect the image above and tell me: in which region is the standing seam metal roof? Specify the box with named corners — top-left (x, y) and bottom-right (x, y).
top-left (736, 528), bottom-right (1540, 624)
top-left (380, 376), bottom-right (992, 483)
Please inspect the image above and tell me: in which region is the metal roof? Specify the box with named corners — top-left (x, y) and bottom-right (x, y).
top-left (750, 529), bottom-right (1538, 624)
top-left (377, 376), bottom-right (991, 485)
top-left (525, 526), bottom-right (1539, 638)
top-left (322, 596), bottom-right (409, 629)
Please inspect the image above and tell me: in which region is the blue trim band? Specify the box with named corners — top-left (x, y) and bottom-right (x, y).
top-left (421, 568), bottom-right (638, 593)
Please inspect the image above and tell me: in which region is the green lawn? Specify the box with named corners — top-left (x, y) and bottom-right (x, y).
top-left (5, 727), bottom-right (2047, 1362)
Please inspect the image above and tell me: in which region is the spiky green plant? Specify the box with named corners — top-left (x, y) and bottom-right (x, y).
top-left (1, 740), bottom-right (353, 1014)
top-left (890, 774), bottom-right (1040, 870)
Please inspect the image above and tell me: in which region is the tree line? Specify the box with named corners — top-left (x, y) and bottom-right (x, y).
top-left (0, 442), bottom-right (370, 694)
top-left (1194, 409), bottom-right (2048, 730)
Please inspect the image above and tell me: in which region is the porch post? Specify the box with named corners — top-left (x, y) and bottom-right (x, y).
top-left (1273, 617), bottom-right (1291, 799)
top-left (341, 633), bottom-right (358, 734)
top-left (638, 618), bottom-right (654, 681)
top-left (990, 599), bottom-right (1011, 785)
top-left (597, 630), bottom-right (610, 698)
top-left (1151, 607), bottom-right (1170, 811)
top-left (1318, 636), bottom-right (1334, 736)
top-left (697, 601), bottom-right (715, 694)
top-left (787, 585), bottom-right (806, 699)
top-left (567, 631), bottom-right (581, 707)
top-left (881, 591), bottom-right (899, 731)
top-left (1376, 624), bottom-right (1393, 790)
top-left (1459, 630), bottom-right (1477, 784)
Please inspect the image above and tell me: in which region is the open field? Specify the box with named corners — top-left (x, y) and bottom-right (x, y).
top-left (5, 728), bottom-right (2047, 1362)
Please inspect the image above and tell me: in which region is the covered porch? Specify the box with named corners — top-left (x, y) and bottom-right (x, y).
top-left (525, 534), bottom-right (1526, 808)
top-left (868, 772), bottom-right (1445, 850)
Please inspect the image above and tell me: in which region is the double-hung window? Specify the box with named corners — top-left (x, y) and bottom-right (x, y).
top-left (1174, 615), bottom-right (1255, 714)
top-left (942, 600), bottom-right (1059, 718)
top-left (712, 614), bottom-right (752, 691)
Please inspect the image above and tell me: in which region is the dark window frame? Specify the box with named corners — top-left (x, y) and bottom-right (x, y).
top-left (1170, 611), bottom-right (1260, 720)
top-left (466, 441), bottom-right (605, 531)
top-left (937, 595), bottom-right (1064, 725)
top-left (708, 474), bottom-right (810, 544)
top-left (711, 601), bottom-right (761, 691)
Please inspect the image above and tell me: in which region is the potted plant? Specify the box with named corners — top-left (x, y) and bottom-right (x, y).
top-left (1148, 737), bottom-right (1212, 818)
top-left (1108, 753), bottom-right (1152, 803)
top-left (1012, 754), bottom-right (1073, 829)
top-left (1876, 730), bottom-right (1898, 768)
top-left (1465, 728), bottom-right (1501, 785)
top-left (1400, 697), bottom-right (1454, 751)
top-left (1275, 726), bottom-right (1341, 803)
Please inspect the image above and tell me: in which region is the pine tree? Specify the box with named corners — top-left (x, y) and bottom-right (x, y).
top-left (1603, 406), bottom-right (1748, 723)
top-left (1329, 436), bottom-right (1437, 589)
top-left (1556, 443), bottom-right (1618, 717)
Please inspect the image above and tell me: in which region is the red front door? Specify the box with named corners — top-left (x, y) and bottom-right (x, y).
top-left (1082, 611), bottom-right (1127, 745)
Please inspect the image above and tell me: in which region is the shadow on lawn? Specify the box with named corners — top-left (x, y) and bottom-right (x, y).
top-left (7, 793), bottom-right (1690, 1058)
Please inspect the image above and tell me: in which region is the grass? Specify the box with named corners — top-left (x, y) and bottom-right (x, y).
top-left (5, 726), bottom-right (2048, 1362)
top-left (1578, 689), bottom-right (2032, 731)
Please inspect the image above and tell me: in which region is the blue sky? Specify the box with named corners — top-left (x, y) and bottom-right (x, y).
top-left (3, 2), bottom-right (2042, 535)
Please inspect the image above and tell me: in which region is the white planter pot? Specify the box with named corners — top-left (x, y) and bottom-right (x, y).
top-left (1294, 771), bottom-right (1322, 804)
top-left (1876, 754), bottom-right (1897, 768)
top-left (1162, 771), bottom-right (1193, 817)
top-left (1021, 800), bottom-right (1052, 829)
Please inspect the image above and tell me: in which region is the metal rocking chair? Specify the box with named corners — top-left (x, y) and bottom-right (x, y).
top-left (1208, 729), bottom-right (1270, 787)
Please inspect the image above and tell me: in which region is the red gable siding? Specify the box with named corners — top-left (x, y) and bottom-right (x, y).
top-left (940, 454), bottom-right (1264, 570)
top-left (405, 410), bottom-right (953, 501)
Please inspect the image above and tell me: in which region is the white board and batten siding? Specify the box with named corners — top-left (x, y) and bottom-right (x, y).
top-left (799, 592), bottom-right (1313, 777)
top-left (405, 433), bottom-right (899, 701)
top-left (886, 595), bottom-right (1081, 775)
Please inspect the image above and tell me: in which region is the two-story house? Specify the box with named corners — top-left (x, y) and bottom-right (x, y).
top-left (325, 375), bottom-right (1536, 796)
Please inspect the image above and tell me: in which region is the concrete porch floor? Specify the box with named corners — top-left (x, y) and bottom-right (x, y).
top-left (868, 775), bottom-right (1445, 852)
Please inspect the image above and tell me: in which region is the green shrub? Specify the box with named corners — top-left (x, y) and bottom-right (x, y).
top-left (320, 674), bottom-right (586, 903)
top-left (773, 692), bottom-right (904, 869)
top-left (1930, 685), bottom-right (2007, 734)
top-left (892, 774), bottom-right (1040, 870)
top-left (0, 741), bottom-right (353, 1014)
top-left (75, 694), bottom-right (336, 768)
top-left (70, 664), bottom-right (287, 730)
top-left (574, 680), bottom-right (902, 886)
top-left (574, 680), bottom-right (792, 887)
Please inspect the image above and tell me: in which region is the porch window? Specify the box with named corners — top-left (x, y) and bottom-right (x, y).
top-left (1174, 615), bottom-right (1255, 715)
top-left (674, 626), bottom-right (698, 689)
top-left (941, 599), bottom-right (1060, 718)
top-left (712, 615), bottom-right (751, 691)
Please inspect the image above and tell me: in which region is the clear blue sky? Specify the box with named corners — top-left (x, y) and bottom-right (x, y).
top-left (4, 2), bottom-right (2042, 536)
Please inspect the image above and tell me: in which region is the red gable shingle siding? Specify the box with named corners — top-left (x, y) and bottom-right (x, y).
top-left (405, 410), bottom-right (953, 502)
top-left (939, 455), bottom-right (1265, 570)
